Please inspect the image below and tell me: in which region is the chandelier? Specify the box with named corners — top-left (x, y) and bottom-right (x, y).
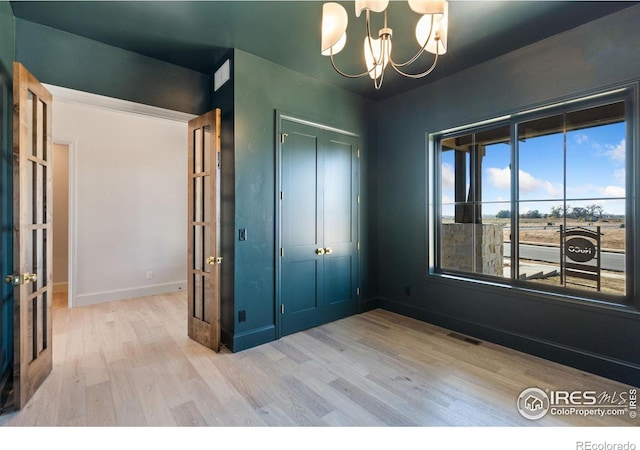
top-left (321, 0), bottom-right (448, 89)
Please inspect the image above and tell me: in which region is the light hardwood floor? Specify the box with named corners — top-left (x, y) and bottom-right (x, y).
top-left (0, 291), bottom-right (636, 426)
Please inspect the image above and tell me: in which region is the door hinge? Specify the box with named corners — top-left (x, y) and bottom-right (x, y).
top-left (280, 248), bottom-right (284, 257)
top-left (281, 304), bottom-right (285, 314)
top-left (280, 133), bottom-right (288, 144)
top-left (357, 242), bottom-right (360, 251)
top-left (357, 195), bottom-right (360, 204)
top-left (357, 149), bottom-right (360, 158)
top-left (280, 191), bottom-right (284, 200)
top-left (356, 288), bottom-right (360, 296)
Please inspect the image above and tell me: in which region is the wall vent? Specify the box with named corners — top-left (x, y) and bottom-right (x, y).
top-left (214, 59), bottom-right (231, 92)
top-left (447, 332), bottom-right (482, 346)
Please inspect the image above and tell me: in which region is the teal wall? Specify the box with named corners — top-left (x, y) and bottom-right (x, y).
top-left (0, 0), bottom-right (14, 407)
top-left (15, 18), bottom-right (211, 114)
top-left (375, 6), bottom-right (640, 386)
top-left (228, 49), bottom-right (377, 350)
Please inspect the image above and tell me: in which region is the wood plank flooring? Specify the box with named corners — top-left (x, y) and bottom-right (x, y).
top-left (0, 291), bottom-right (636, 426)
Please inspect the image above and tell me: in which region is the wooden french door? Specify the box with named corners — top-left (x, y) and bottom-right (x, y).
top-left (187, 109), bottom-right (222, 351)
top-left (279, 118), bottom-right (359, 336)
top-left (9, 62), bottom-right (53, 409)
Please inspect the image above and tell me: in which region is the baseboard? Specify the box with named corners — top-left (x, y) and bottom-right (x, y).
top-left (378, 297), bottom-right (640, 387)
top-left (359, 296), bottom-right (379, 313)
top-left (74, 281), bottom-right (187, 307)
top-left (53, 282), bottom-right (68, 294)
top-left (231, 325), bottom-right (277, 353)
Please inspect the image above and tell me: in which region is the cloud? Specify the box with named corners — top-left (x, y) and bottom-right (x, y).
top-left (574, 133), bottom-right (589, 145)
top-left (441, 162), bottom-right (455, 190)
top-left (566, 182), bottom-right (626, 199)
top-left (600, 185), bottom-right (625, 197)
top-left (486, 166), bottom-right (510, 189)
top-left (604, 138), bottom-right (625, 162)
top-left (614, 168), bottom-right (625, 184)
top-left (487, 166), bottom-right (561, 196)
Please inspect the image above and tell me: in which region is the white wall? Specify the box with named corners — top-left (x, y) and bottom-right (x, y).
top-left (52, 98), bottom-right (188, 306)
top-left (52, 143), bottom-right (69, 289)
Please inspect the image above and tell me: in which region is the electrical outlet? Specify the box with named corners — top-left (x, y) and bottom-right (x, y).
top-left (146, 271), bottom-right (153, 280)
top-left (239, 228), bottom-right (248, 241)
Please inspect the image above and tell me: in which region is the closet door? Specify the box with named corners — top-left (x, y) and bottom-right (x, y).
top-left (279, 118), bottom-right (359, 337)
top-left (322, 131), bottom-right (359, 323)
top-left (280, 121), bottom-right (324, 336)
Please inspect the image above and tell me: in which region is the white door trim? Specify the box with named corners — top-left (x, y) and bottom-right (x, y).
top-left (44, 84), bottom-right (197, 123)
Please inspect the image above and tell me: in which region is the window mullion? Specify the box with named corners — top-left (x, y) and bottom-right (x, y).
top-left (511, 121), bottom-right (519, 282)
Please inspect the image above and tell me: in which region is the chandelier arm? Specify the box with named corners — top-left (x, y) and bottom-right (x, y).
top-left (391, 51), bottom-right (439, 79)
top-left (390, 15), bottom-right (435, 68)
top-left (329, 51), bottom-right (378, 79)
top-left (365, 11), bottom-right (384, 66)
top-left (374, 61), bottom-right (384, 89)
top-left (373, 39), bottom-right (388, 90)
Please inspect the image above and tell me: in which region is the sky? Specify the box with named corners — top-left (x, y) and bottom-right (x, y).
top-left (441, 120), bottom-right (626, 217)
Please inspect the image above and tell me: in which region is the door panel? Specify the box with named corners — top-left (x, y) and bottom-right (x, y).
top-left (187, 109), bottom-right (222, 351)
top-left (11, 62), bottom-right (53, 409)
top-left (324, 256), bottom-right (352, 303)
top-left (281, 259), bottom-right (321, 336)
top-left (324, 138), bottom-right (354, 244)
top-left (281, 123), bottom-right (324, 336)
top-left (322, 133), bottom-right (359, 322)
top-left (280, 119), bottom-right (358, 336)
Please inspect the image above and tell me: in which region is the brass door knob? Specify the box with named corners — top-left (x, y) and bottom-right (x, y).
top-left (324, 247), bottom-right (333, 254)
top-left (206, 256), bottom-right (223, 265)
top-left (315, 248), bottom-right (325, 255)
top-left (23, 273), bottom-right (37, 283)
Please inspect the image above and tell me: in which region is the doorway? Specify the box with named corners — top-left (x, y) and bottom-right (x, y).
top-left (277, 114), bottom-right (360, 337)
top-left (52, 143), bottom-right (69, 309)
top-left (46, 84), bottom-right (193, 309)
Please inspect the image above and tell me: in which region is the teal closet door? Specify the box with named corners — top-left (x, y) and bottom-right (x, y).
top-left (280, 119), bottom-right (358, 336)
top-left (322, 131), bottom-right (358, 323)
top-left (281, 121), bottom-right (324, 336)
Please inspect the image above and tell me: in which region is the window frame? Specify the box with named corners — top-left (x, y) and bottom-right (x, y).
top-left (428, 86), bottom-right (637, 308)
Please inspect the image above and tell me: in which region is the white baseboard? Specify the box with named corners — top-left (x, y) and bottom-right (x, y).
top-left (53, 282), bottom-right (69, 294)
top-left (74, 281), bottom-right (187, 307)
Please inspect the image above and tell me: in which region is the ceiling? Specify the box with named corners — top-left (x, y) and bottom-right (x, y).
top-left (10, 1), bottom-right (639, 100)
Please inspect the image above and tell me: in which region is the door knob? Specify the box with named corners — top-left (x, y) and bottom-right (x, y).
top-left (5, 274), bottom-right (20, 285)
top-left (23, 273), bottom-right (37, 283)
top-left (324, 247), bottom-right (333, 254)
top-left (315, 248), bottom-right (325, 255)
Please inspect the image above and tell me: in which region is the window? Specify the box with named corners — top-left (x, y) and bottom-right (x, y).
top-left (433, 90), bottom-right (633, 304)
